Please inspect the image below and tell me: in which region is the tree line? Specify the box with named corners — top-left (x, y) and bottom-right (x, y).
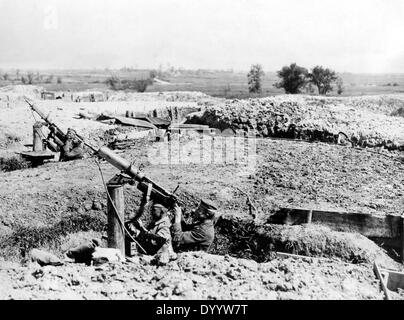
top-left (0, 70), bottom-right (62, 85)
top-left (248, 63), bottom-right (344, 95)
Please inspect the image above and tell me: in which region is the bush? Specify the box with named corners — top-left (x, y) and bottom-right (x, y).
top-left (27, 72), bottom-right (34, 84)
top-left (336, 77), bottom-right (344, 95)
top-left (0, 213), bottom-right (106, 259)
top-left (106, 76), bottom-right (153, 92)
top-left (275, 63), bottom-right (308, 94)
top-left (0, 156), bottom-right (30, 172)
top-left (57, 76), bottom-right (62, 84)
top-left (105, 76), bottom-right (120, 89)
top-left (391, 107), bottom-right (404, 117)
top-left (45, 75), bottom-right (54, 83)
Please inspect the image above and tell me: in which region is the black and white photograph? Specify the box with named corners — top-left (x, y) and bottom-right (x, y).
top-left (0, 0), bottom-right (404, 304)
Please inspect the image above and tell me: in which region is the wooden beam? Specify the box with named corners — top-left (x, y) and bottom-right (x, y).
top-left (374, 262), bottom-right (391, 300)
top-left (270, 208), bottom-right (402, 239)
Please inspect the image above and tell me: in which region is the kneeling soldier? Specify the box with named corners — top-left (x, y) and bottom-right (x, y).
top-left (172, 199), bottom-right (217, 252)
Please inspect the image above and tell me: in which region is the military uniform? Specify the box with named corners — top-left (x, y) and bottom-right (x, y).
top-left (172, 199), bottom-right (217, 252)
top-left (60, 129), bottom-right (84, 161)
top-left (172, 218), bottom-right (215, 251)
top-left (148, 215), bottom-right (172, 240)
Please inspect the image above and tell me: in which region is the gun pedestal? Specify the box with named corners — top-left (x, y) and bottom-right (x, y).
top-left (18, 122), bottom-right (55, 167)
top-left (33, 122), bottom-right (45, 152)
top-left (106, 180), bottom-right (126, 256)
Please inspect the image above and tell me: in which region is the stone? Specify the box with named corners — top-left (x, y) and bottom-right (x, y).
top-left (91, 247), bottom-right (124, 265)
top-left (172, 279), bottom-right (193, 295)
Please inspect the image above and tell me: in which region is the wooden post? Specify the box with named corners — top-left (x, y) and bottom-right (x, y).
top-left (401, 215), bottom-right (404, 264)
top-left (307, 210), bottom-right (313, 224)
top-left (107, 183), bottom-right (125, 256)
top-left (33, 122), bottom-right (44, 152)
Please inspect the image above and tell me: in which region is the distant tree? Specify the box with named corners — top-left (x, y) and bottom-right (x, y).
top-left (308, 66), bottom-right (338, 95)
top-left (21, 76), bottom-right (27, 84)
top-left (45, 75), bottom-right (54, 83)
top-left (57, 76), bottom-right (62, 84)
top-left (247, 64), bottom-right (265, 94)
top-left (275, 63), bottom-right (308, 94)
top-left (336, 77), bottom-right (344, 95)
top-left (126, 79), bottom-right (152, 92)
top-left (27, 72), bottom-right (34, 84)
top-left (149, 70), bottom-right (158, 79)
top-left (16, 69), bottom-right (20, 79)
top-left (105, 76), bottom-right (120, 89)
top-left (2, 73), bottom-right (9, 81)
top-left (106, 76), bottom-right (152, 92)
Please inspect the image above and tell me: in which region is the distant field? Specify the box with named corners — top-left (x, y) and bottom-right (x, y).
top-left (1, 69), bottom-right (404, 98)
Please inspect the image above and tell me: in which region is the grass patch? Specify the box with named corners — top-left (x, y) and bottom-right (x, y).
top-left (391, 107), bottom-right (404, 117)
top-left (0, 155), bottom-right (31, 172)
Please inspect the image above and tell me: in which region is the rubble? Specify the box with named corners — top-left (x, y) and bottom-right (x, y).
top-left (0, 251), bottom-right (388, 300)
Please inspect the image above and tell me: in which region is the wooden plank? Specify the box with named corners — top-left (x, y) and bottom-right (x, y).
top-left (381, 268), bottom-right (404, 292)
top-left (18, 151), bottom-right (55, 160)
top-left (374, 262), bottom-right (391, 300)
top-left (307, 210), bottom-right (313, 224)
top-left (113, 116), bottom-right (157, 130)
top-left (270, 208), bottom-right (402, 239)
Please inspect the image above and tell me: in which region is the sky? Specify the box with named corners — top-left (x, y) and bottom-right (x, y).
top-left (0, 0), bottom-right (404, 73)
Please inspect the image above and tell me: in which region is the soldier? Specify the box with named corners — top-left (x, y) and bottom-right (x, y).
top-left (59, 128), bottom-right (85, 161)
top-left (172, 199), bottom-right (217, 252)
top-left (126, 199), bottom-right (177, 264)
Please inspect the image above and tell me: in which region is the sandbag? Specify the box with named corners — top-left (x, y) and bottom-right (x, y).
top-left (91, 247), bottom-right (124, 265)
top-left (29, 249), bottom-right (63, 266)
top-left (66, 239), bottom-right (101, 264)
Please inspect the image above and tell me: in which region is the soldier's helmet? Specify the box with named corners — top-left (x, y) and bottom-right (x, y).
top-left (198, 199), bottom-right (218, 219)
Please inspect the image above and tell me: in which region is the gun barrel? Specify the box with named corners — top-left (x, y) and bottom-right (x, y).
top-left (97, 146), bottom-right (145, 180)
top-left (97, 146), bottom-right (180, 206)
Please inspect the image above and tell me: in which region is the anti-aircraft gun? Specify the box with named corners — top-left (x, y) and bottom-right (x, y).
top-left (25, 97), bottom-right (86, 153)
top-left (25, 99), bottom-right (183, 209)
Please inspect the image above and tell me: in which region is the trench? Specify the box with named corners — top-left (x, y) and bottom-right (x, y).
top-left (210, 214), bottom-right (400, 265)
top-left (185, 115), bottom-right (404, 151)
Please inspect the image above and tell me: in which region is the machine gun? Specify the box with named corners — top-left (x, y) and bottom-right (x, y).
top-left (25, 98), bottom-right (184, 209)
top-left (25, 97), bottom-right (85, 152)
top-left (96, 146), bottom-right (184, 209)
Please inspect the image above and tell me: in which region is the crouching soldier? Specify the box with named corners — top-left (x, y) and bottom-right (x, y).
top-left (59, 128), bottom-right (85, 161)
top-left (126, 199), bottom-right (177, 265)
top-left (172, 199), bottom-right (217, 252)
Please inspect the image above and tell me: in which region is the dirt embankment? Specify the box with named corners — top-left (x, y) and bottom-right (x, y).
top-left (1, 137), bottom-right (403, 265)
top-left (187, 95), bottom-right (404, 150)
